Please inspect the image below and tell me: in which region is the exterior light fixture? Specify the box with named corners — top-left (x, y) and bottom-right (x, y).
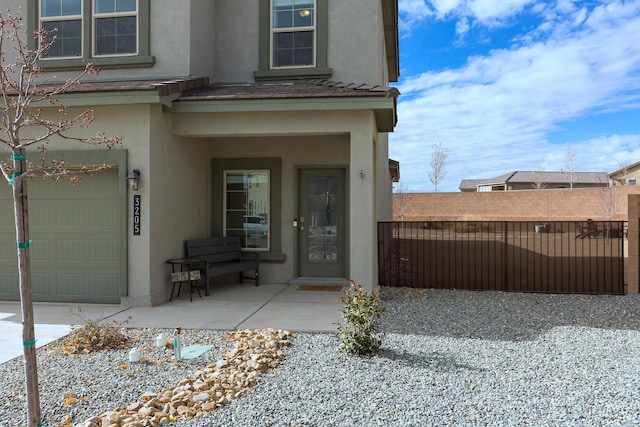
top-left (127, 169), bottom-right (140, 191)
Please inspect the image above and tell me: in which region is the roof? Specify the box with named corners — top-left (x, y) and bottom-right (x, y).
top-left (505, 171), bottom-right (607, 184)
top-left (36, 76), bottom-right (399, 101)
top-left (389, 158), bottom-right (400, 182)
top-left (461, 170), bottom-right (609, 190)
top-left (33, 76), bottom-right (210, 96)
top-left (609, 160), bottom-right (640, 177)
top-left (25, 78), bottom-right (399, 131)
top-left (179, 79), bottom-right (400, 101)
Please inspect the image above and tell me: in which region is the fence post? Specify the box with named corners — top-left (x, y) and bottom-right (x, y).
top-left (627, 195), bottom-right (640, 294)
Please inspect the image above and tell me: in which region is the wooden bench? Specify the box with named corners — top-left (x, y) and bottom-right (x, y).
top-left (185, 236), bottom-right (259, 296)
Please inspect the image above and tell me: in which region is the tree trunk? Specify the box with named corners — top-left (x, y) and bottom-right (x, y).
top-left (12, 153), bottom-right (41, 426)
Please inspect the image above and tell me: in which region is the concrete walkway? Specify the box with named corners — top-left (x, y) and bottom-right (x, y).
top-left (0, 283), bottom-right (344, 364)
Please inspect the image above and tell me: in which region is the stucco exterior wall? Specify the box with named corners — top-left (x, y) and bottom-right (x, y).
top-left (394, 187), bottom-right (640, 222)
top-left (146, 106), bottom-right (210, 306)
top-left (329, 0), bottom-right (384, 84)
top-left (213, 1), bottom-right (260, 83)
top-left (211, 0), bottom-right (388, 86)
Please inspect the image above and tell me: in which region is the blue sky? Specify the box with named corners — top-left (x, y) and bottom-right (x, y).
top-left (390, 0), bottom-right (640, 192)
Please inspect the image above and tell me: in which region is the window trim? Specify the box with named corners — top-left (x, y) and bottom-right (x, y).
top-left (28, 0), bottom-right (154, 70)
top-left (255, 0), bottom-right (332, 81)
top-left (212, 158), bottom-right (285, 262)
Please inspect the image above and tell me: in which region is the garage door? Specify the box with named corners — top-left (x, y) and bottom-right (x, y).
top-left (0, 170), bottom-right (123, 303)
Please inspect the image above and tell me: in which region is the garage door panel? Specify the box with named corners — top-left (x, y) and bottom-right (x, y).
top-left (0, 239), bottom-right (16, 259)
top-left (0, 272), bottom-right (18, 297)
top-left (91, 205), bottom-right (120, 226)
top-left (56, 205), bottom-right (90, 227)
top-left (90, 240), bottom-right (120, 262)
top-left (0, 169), bottom-right (122, 303)
top-left (88, 275), bottom-right (120, 296)
top-left (28, 240), bottom-right (54, 261)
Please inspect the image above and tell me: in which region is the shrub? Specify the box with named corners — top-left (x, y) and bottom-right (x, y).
top-left (335, 280), bottom-right (385, 356)
top-left (61, 308), bottom-right (129, 355)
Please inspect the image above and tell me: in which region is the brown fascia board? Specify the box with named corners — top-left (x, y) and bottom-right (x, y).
top-left (382, 0), bottom-right (400, 82)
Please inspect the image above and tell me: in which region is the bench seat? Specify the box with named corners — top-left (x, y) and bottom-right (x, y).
top-left (185, 236), bottom-right (259, 296)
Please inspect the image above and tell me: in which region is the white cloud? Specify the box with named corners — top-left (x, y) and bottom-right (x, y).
top-left (455, 16), bottom-right (471, 36)
top-left (467, 0), bottom-right (536, 22)
top-left (390, 1), bottom-right (640, 192)
top-left (398, 0), bottom-right (434, 33)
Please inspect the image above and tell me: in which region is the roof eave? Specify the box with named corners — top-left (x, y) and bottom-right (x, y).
top-left (382, 0), bottom-right (400, 82)
top-left (167, 95), bottom-right (398, 132)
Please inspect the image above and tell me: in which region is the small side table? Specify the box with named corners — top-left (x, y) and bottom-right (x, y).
top-left (166, 258), bottom-right (205, 302)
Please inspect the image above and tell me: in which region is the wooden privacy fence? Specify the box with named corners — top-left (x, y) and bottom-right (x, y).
top-left (378, 221), bottom-right (627, 295)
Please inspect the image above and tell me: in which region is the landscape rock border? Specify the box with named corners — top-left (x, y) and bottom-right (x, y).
top-left (74, 328), bottom-right (292, 427)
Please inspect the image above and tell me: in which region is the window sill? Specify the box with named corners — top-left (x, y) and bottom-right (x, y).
top-left (39, 55), bottom-right (156, 71)
top-left (254, 67), bottom-right (333, 82)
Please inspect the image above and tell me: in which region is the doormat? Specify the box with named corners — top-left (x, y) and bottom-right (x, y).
top-left (179, 344), bottom-right (213, 360)
top-left (296, 285), bottom-right (343, 292)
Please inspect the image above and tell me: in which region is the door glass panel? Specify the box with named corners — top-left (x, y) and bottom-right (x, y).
top-left (306, 176), bottom-right (337, 264)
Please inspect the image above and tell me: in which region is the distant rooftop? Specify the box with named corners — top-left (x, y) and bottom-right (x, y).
top-left (460, 171), bottom-right (608, 191)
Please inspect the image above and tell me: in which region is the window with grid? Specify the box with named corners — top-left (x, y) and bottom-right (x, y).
top-left (40, 0), bottom-right (83, 57)
top-left (37, 0), bottom-right (148, 65)
top-left (271, 0), bottom-right (315, 68)
top-left (224, 171), bottom-right (271, 251)
top-left (94, 0), bottom-right (138, 56)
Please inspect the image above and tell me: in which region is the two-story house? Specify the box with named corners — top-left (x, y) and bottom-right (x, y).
top-left (0, 0), bottom-right (400, 305)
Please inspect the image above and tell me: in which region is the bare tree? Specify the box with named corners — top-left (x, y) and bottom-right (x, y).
top-left (597, 175), bottom-right (618, 221)
top-left (1, 11), bottom-right (122, 426)
top-left (427, 141), bottom-right (448, 192)
top-left (393, 181), bottom-right (412, 221)
top-left (563, 143), bottom-right (579, 189)
top-left (531, 163), bottom-right (548, 190)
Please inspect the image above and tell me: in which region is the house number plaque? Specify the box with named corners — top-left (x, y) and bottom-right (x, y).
top-left (133, 195), bottom-right (141, 235)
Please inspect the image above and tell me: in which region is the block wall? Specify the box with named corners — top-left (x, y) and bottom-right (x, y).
top-left (394, 187), bottom-right (640, 222)
top-left (628, 194), bottom-right (639, 294)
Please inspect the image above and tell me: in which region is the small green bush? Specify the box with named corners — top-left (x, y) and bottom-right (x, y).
top-left (336, 280), bottom-right (385, 356)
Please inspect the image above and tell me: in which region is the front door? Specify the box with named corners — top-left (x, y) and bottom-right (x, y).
top-left (297, 169), bottom-right (346, 277)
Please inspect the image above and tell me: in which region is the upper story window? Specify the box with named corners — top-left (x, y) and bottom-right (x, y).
top-left (94, 0), bottom-right (138, 56)
top-left (40, 0), bottom-right (83, 57)
top-left (31, 0), bottom-right (153, 69)
top-left (271, 0), bottom-right (315, 68)
top-left (255, 0), bottom-right (331, 81)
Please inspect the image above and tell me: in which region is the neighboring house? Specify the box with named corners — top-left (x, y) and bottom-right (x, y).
top-left (609, 161), bottom-right (640, 186)
top-left (0, 0), bottom-right (400, 305)
top-left (459, 171), bottom-right (608, 192)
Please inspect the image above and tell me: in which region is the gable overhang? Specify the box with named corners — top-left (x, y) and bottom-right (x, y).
top-left (166, 96), bottom-right (398, 133)
top-left (382, 0), bottom-right (400, 82)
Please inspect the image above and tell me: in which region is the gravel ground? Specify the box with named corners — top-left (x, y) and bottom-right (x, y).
top-left (2, 287), bottom-right (640, 426)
